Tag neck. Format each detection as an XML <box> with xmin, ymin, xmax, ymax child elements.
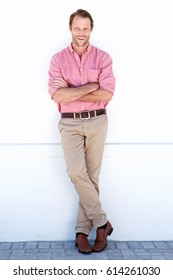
<box><xmin>72</xmin><ymin>43</ymin><xmax>89</xmax><ymax>58</ymax></box>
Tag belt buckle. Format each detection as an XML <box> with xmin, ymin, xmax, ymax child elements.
<box><xmin>79</xmin><ymin>111</ymin><xmax>90</xmax><ymax>120</ymax></box>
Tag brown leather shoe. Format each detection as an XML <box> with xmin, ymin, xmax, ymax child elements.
<box><xmin>92</xmin><ymin>221</ymin><xmax>113</xmax><ymax>252</ymax></box>
<box><xmin>75</xmin><ymin>234</ymin><xmax>92</xmax><ymax>254</ymax></box>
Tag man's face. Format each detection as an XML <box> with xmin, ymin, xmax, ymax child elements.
<box><xmin>70</xmin><ymin>16</ymin><xmax>92</xmax><ymax>49</ymax></box>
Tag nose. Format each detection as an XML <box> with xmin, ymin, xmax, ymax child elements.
<box><xmin>78</xmin><ymin>29</ymin><xmax>85</xmax><ymax>36</ymax></box>
<box><xmin>79</xmin><ymin>32</ymin><xmax>84</xmax><ymax>37</ymax></box>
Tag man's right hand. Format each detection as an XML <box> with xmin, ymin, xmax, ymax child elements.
<box><xmin>89</xmin><ymin>82</ymin><xmax>100</xmax><ymax>92</ymax></box>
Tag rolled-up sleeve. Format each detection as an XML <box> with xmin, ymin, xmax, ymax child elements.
<box><xmin>48</xmin><ymin>54</ymin><xmax>63</xmax><ymax>99</ymax></box>
<box><xmin>99</xmin><ymin>53</ymin><xmax>116</xmax><ymax>94</ymax></box>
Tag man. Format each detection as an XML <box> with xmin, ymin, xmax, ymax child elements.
<box><xmin>48</xmin><ymin>9</ymin><xmax>115</xmax><ymax>254</ymax></box>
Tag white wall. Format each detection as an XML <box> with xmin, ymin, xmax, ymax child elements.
<box><xmin>0</xmin><ymin>0</ymin><xmax>173</xmax><ymax>241</ymax></box>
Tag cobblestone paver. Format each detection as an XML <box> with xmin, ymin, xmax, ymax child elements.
<box><xmin>0</xmin><ymin>241</ymin><xmax>173</xmax><ymax>260</ymax></box>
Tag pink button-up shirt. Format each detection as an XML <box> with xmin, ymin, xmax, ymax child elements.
<box><xmin>48</xmin><ymin>44</ymin><xmax>115</xmax><ymax>113</ymax></box>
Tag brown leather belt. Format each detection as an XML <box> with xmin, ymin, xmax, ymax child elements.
<box><xmin>61</xmin><ymin>109</ymin><xmax>106</xmax><ymax>119</ymax></box>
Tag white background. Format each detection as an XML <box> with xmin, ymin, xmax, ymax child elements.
<box><xmin>0</xmin><ymin>0</ymin><xmax>173</xmax><ymax>242</ymax></box>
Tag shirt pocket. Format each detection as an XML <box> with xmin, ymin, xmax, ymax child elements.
<box><xmin>87</xmin><ymin>69</ymin><xmax>100</xmax><ymax>83</ymax></box>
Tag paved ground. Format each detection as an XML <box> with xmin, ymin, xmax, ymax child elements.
<box><xmin>0</xmin><ymin>240</ymin><xmax>173</xmax><ymax>260</ymax></box>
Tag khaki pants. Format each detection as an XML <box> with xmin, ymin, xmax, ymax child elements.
<box><xmin>58</xmin><ymin>114</ymin><xmax>108</xmax><ymax>235</ymax></box>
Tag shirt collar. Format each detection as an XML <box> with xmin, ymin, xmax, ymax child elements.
<box><xmin>68</xmin><ymin>43</ymin><xmax>92</xmax><ymax>55</ymax></box>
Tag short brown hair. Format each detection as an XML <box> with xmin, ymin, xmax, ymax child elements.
<box><xmin>69</xmin><ymin>9</ymin><xmax>94</xmax><ymax>29</ymax></box>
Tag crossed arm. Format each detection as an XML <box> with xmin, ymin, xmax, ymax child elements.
<box><xmin>51</xmin><ymin>78</ymin><xmax>112</xmax><ymax>104</ymax></box>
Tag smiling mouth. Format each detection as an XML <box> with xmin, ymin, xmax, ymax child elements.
<box><xmin>77</xmin><ymin>37</ymin><xmax>85</xmax><ymax>40</ymax></box>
